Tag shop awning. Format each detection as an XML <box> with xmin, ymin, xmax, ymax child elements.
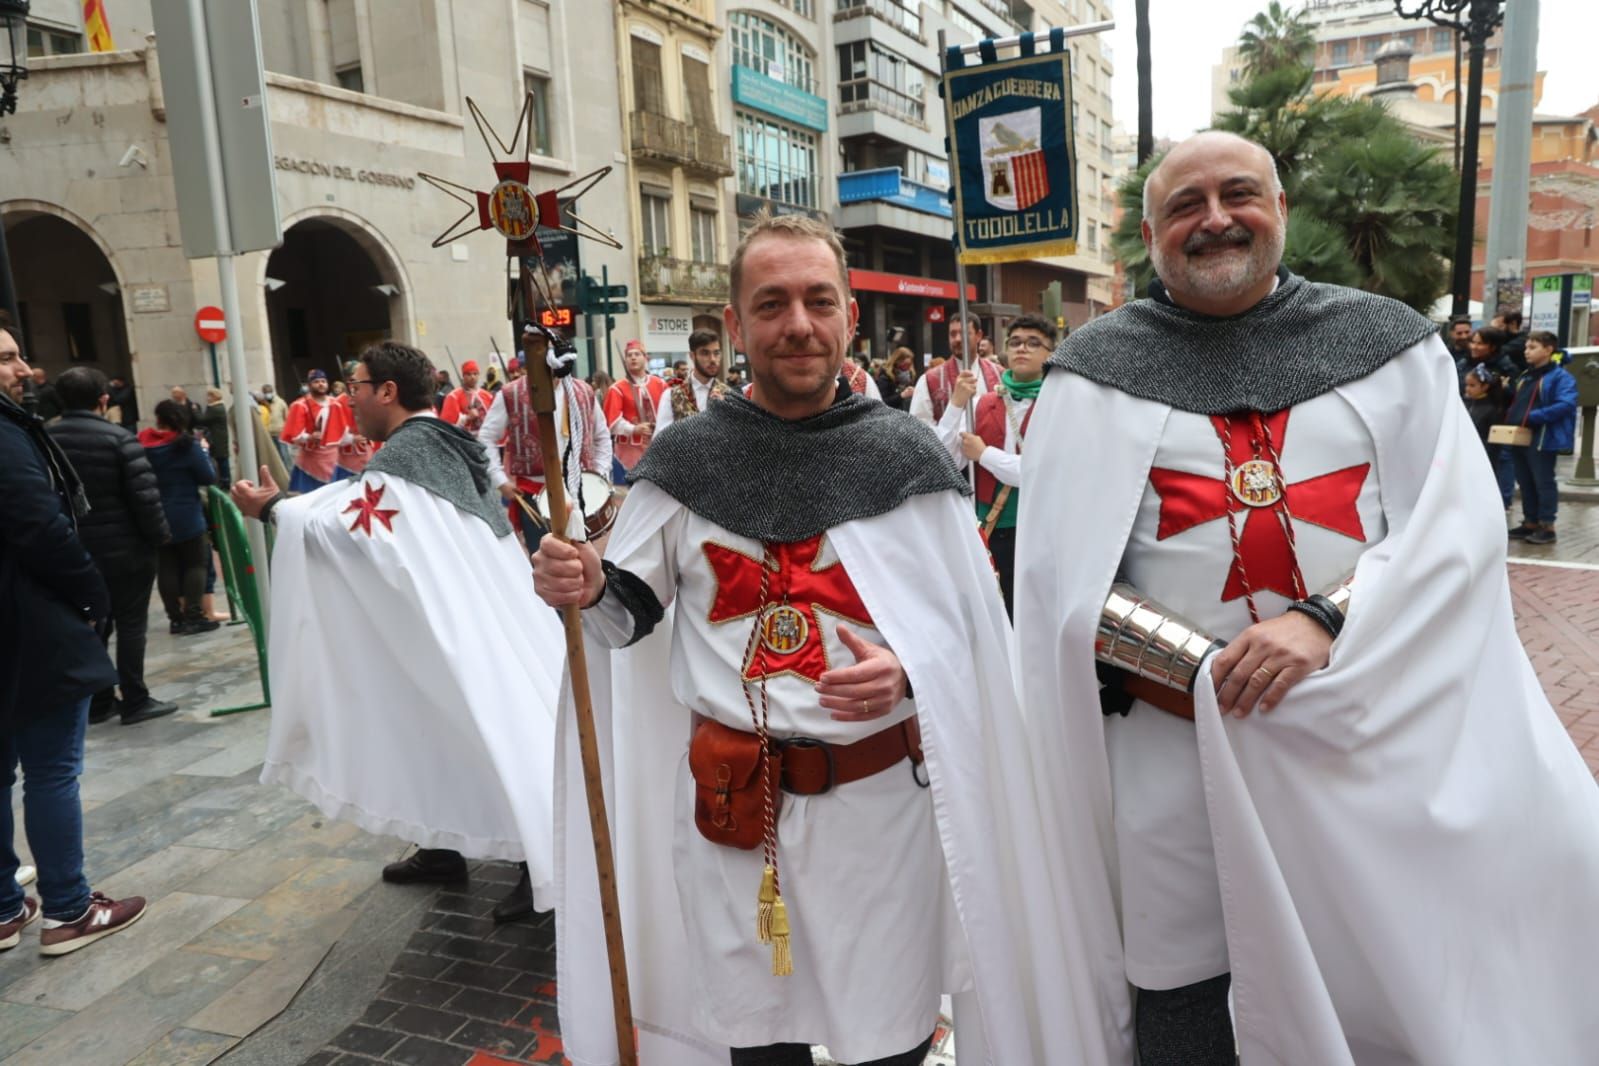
<box><xmin>848</xmin><ymin>268</ymin><xmax>977</xmax><ymax>301</ymax></box>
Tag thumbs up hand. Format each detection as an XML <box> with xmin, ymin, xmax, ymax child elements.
<box><xmin>816</xmin><ymin>624</ymin><xmax>910</xmax><ymax>722</ymax></box>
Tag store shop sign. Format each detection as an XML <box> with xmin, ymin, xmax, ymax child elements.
<box><xmin>732</xmin><ymin>65</ymin><xmax>828</xmax><ymax>132</ymax></box>
<box><xmin>848</xmin><ymin>268</ymin><xmax>976</xmax><ymax>302</ymax></box>
<box><xmin>274</xmin><ymin>155</ymin><xmax>417</xmax><ymax>190</ymax></box>
<box><xmin>643</xmin><ymin>305</ymin><xmax>694</xmax><ymax>353</ymax></box>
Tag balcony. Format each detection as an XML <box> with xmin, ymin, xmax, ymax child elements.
<box><xmin>629</xmin><ymin>109</ymin><xmax>734</xmax><ymax>177</ymax></box>
<box><xmin>638</xmin><ymin>255</ymin><xmax>730</xmax><ymax>304</ymax></box>
<box><xmin>834</xmin><ymin>0</ymin><xmax>922</xmax><ymax>40</ymax></box>
<box><xmin>838</xmin><ymin>78</ymin><xmax>925</xmax><ymax>126</ymax></box>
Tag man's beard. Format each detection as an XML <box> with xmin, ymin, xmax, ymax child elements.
<box><xmin>1150</xmin><ymin>221</ymin><xmax>1284</xmax><ymax>306</ymax></box>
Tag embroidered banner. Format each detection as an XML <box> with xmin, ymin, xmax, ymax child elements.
<box><xmin>943</xmin><ymin>37</ymin><xmax>1078</xmax><ymax>265</ymax></box>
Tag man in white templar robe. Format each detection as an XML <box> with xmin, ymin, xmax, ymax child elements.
<box><xmin>1016</xmin><ymin>132</ymin><xmax>1599</xmax><ymax>1065</ymax></box>
<box><xmin>232</xmin><ymin>341</ymin><xmax>564</xmax><ymax>912</ymax></box>
<box><xmin>535</xmin><ymin>214</ymin><xmax>1119</xmax><ymax>1066</ymax></box>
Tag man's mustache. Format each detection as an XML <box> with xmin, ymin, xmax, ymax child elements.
<box><xmin>1184</xmin><ymin>225</ymin><xmax>1253</xmax><ymax>255</ymax></box>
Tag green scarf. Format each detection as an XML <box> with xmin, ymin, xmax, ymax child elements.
<box><xmin>1002</xmin><ymin>370</ymin><xmax>1043</xmax><ymax>402</ymax></box>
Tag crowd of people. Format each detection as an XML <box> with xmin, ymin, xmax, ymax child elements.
<box><xmin>1448</xmin><ymin>308</ymin><xmax>1581</xmax><ymax>544</ymax></box>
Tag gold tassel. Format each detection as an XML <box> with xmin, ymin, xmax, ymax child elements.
<box><xmin>756</xmin><ymin>864</ymin><xmax>776</xmax><ymax>944</ymax></box>
<box><xmin>770</xmin><ymin>895</ymin><xmax>793</xmax><ymax>976</ymax></box>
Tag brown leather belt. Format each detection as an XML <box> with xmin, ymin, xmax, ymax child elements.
<box><xmin>1121</xmin><ymin>673</ymin><xmax>1198</xmax><ymax>720</ymax></box>
<box><xmin>691</xmin><ymin>713</ymin><xmax>925</xmax><ymax>795</ymax></box>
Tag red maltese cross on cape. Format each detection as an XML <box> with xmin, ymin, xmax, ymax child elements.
<box><xmin>345</xmin><ymin>482</ymin><xmax>400</xmax><ymax>537</ymax></box>
<box><xmin>1149</xmin><ymin>410</ymin><xmax>1370</xmax><ymax>603</ymax></box>
<box><xmin>704</xmin><ymin>535</ymin><xmax>874</xmax><ymax>686</ymax></box>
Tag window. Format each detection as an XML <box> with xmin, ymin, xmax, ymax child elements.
<box><xmin>683</xmin><ymin>56</ymin><xmax>718</xmax><ymax>131</ymax></box>
<box><xmin>837</xmin><ymin>41</ymin><xmax>924</xmax><ymax>122</ymax></box>
<box><xmin>691</xmin><ymin>207</ymin><xmax>718</xmax><ymax>264</ymax></box>
<box><xmin>736</xmin><ymin>110</ymin><xmax>819</xmax><ymax>209</ymax></box>
<box><xmin>335</xmin><ymin>64</ymin><xmax>364</xmax><ymax>92</ymax></box>
<box><xmin>1330</xmin><ymin>40</ymin><xmax>1349</xmax><ymax>65</ymax></box>
<box><xmin>25</xmin><ymin>24</ymin><xmax>83</xmax><ymax>57</ymax></box>
<box><xmin>835</xmin><ymin>0</ymin><xmax>920</xmax><ymax>37</ymax></box>
<box><xmin>1101</xmin><ymin>119</ymin><xmax>1113</xmax><ymax>148</ymax></box>
<box><xmin>775</xmin><ymin>0</ymin><xmax>814</xmax><ymax>16</ymax></box>
<box><xmin>729</xmin><ymin>11</ymin><xmax>815</xmax><ymax>94</ymax></box>
<box><xmin>947</xmin><ymin>6</ymin><xmax>984</xmax><ymax>43</ymax></box>
<box><xmin>1085</xmin><ymin>224</ymin><xmax>1098</xmax><ymax>251</ymax></box>
<box><xmin>523</xmin><ymin>72</ymin><xmax>553</xmax><ymax>154</ymax></box>
<box><xmin>1431</xmin><ymin>27</ymin><xmax>1454</xmax><ymax>54</ymax></box>
<box><xmin>641</xmin><ymin>191</ymin><xmax>672</xmax><ymax>256</ymax></box>
<box><xmin>1363</xmin><ymin>38</ymin><xmax>1381</xmax><ymax>61</ymax></box>
<box><xmin>632</xmin><ymin>37</ymin><xmax>666</xmax><ymax>113</ymax></box>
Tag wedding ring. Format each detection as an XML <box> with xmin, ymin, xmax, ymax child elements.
<box><xmin>1252</xmin><ymin>666</ymin><xmax>1276</xmax><ymax>682</ymax></box>
<box><xmin>861</xmin><ymin>699</ymin><xmax>871</xmax><ymax>716</ymax></box>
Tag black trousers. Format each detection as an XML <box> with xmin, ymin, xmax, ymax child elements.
<box><xmin>1135</xmin><ymin>974</ymin><xmax>1235</xmax><ymax>1066</ymax></box>
<box><xmin>730</xmin><ymin>1034</ymin><xmax>933</xmax><ymax>1066</ymax></box>
<box><xmin>988</xmin><ymin>526</ymin><xmax>1016</xmax><ymax>619</ymax></box>
<box><xmin>93</xmin><ymin>559</ymin><xmax>157</xmax><ymax>708</ymax></box>
<box><xmin>157</xmin><ymin>534</ymin><xmax>210</xmax><ymax>622</ymax></box>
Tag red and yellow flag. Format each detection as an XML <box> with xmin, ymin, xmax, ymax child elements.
<box><xmin>83</xmin><ymin>0</ymin><xmax>115</xmax><ymax>53</ymax></box>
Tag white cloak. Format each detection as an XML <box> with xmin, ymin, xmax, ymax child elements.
<box><xmin>1016</xmin><ymin>335</ymin><xmax>1599</xmax><ymax>1064</ymax></box>
<box><xmin>554</xmin><ymin>481</ymin><xmax>1127</xmax><ymax>1065</ymax></box>
<box><xmin>262</xmin><ymin>471</ymin><xmax>565</xmax><ymax>905</ymax></box>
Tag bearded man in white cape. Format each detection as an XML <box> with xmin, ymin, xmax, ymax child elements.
<box><xmin>533</xmin><ymin>212</ymin><xmax>1116</xmax><ymax>1065</ymax></box>
<box><xmin>231</xmin><ymin>340</ymin><xmax>564</xmax><ymax>917</ymax></box>
<box><xmin>1014</xmin><ymin>131</ymin><xmax>1599</xmax><ymax>1065</ymax></box>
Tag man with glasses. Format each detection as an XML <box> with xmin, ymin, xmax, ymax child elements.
<box><xmin>231</xmin><ymin>341</ymin><xmax>563</xmax><ymax>922</ymax></box>
<box><xmin>936</xmin><ymin>315</ymin><xmax>1055</xmax><ymax>615</ymax></box>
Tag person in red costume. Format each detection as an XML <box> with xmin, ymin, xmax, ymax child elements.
<box><xmin>439</xmin><ymin>360</ymin><xmax>494</xmax><ymax>435</ymax></box>
<box><xmin>601</xmin><ymin>340</ymin><xmax>667</xmax><ymax>475</ymax></box>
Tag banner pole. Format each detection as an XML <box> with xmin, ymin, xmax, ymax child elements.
<box><xmin>940</xmin><ymin>28</ymin><xmax>979</xmax><ymax>495</ymax></box>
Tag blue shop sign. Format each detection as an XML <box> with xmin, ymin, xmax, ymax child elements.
<box><xmin>732</xmin><ymin>65</ymin><xmax>828</xmax><ymax>132</ymax></box>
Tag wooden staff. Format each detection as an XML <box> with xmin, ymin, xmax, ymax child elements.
<box><xmin>519</xmin><ymin>289</ymin><xmax>637</xmax><ymax>1065</ymax></box>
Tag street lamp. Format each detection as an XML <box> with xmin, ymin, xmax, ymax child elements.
<box><xmin>1392</xmin><ymin>0</ymin><xmax>1504</xmax><ymax>319</ymax></box>
<box><xmin>0</xmin><ymin>0</ymin><xmax>29</xmax><ymax>118</ymax></box>
<box><xmin>0</xmin><ymin>0</ymin><xmax>27</xmax><ymax>328</ymax></box>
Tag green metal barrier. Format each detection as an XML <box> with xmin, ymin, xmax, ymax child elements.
<box><xmin>206</xmin><ymin>486</ymin><xmax>271</xmax><ymax>716</ymax></box>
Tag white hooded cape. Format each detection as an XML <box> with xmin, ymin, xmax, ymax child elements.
<box><xmin>553</xmin><ymin>481</ymin><xmax>1129</xmax><ymax>1065</ymax></box>
<box><xmin>262</xmin><ymin>472</ymin><xmax>564</xmax><ymax>906</ymax></box>
<box><xmin>1016</xmin><ymin>336</ymin><xmax>1599</xmax><ymax>1065</ymax></box>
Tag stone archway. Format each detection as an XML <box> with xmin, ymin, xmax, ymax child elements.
<box><xmin>260</xmin><ymin>208</ymin><xmax>412</xmax><ymax>393</ymax></box>
<box><xmin>0</xmin><ymin>202</ymin><xmax>133</xmax><ymax>385</ymax></box>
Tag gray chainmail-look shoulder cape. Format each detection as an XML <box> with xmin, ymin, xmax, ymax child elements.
<box><xmin>1047</xmin><ymin>271</ymin><xmax>1439</xmax><ymax>415</ymax></box>
<box><xmin>365</xmin><ymin>415</ymin><xmax>512</xmax><ymax>537</ymax></box>
<box><xmin>628</xmin><ymin>386</ymin><xmax>969</xmax><ymax>544</ymax></box>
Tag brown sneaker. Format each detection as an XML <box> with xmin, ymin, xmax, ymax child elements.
<box><xmin>1</xmin><ymin>897</ymin><xmax>40</xmax><ymax>951</ymax></box>
<box><xmin>38</xmin><ymin>893</ymin><xmax>146</xmax><ymax>956</ymax></box>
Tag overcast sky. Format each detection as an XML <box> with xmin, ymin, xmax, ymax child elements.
<box><xmin>1107</xmin><ymin>0</ymin><xmax>1596</xmax><ymax>141</ymax></box>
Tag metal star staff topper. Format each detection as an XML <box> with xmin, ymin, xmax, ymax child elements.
<box><xmin>418</xmin><ymin>92</ymin><xmax>638</xmax><ymax>1066</ymax></box>
<box><xmin>418</xmin><ymin>94</ymin><xmax>621</xmax><ymax>319</ymax></box>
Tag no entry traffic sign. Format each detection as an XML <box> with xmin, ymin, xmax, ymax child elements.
<box><xmin>195</xmin><ymin>306</ymin><xmax>227</xmax><ymax>344</ymax></box>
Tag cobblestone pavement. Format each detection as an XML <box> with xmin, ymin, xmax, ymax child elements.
<box><xmin>6</xmin><ymin>503</ymin><xmax>1599</xmax><ymax>1065</ymax></box>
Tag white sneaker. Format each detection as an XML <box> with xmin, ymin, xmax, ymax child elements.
<box><xmin>15</xmin><ymin>865</ymin><xmax>35</xmax><ymax>887</ymax></box>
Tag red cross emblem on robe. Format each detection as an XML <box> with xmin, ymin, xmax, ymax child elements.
<box><xmin>344</xmin><ymin>482</ymin><xmax>400</xmax><ymax>537</ymax></box>
<box><xmin>1149</xmin><ymin>410</ymin><xmax>1370</xmax><ymax>603</ymax></box>
<box><xmin>704</xmin><ymin>534</ymin><xmax>873</xmax><ymax>686</ymax></box>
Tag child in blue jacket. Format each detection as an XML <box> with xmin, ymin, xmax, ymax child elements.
<box><xmin>1506</xmin><ymin>330</ymin><xmax>1579</xmax><ymax>545</ymax></box>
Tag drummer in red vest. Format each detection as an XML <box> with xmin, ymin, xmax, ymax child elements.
<box><xmin>440</xmin><ymin>360</ymin><xmax>495</xmax><ymax>435</ymax></box>
<box><xmin>602</xmin><ymin>339</ymin><xmax>668</xmax><ymax>475</ymax></box>
<box><xmin>479</xmin><ymin>327</ymin><xmax>613</xmax><ymax>535</ymax></box>
<box><xmin>909</xmin><ymin>313</ymin><xmax>1002</xmax><ymax>425</ymax></box>
<box><xmin>939</xmin><ymin>314</ymin><xmax>1055</xmax><ymax>617</ymax></box>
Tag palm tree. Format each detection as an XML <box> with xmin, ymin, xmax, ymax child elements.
<box><xmin>1236</xmin><ymin>1</ymin><xmax>1315</xmax><ymax>80</ymax></box>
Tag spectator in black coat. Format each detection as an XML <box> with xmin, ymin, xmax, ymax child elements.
<box><xmin>197</xmin><ymin>388</ymin><xmax>232</xmax><ymax>487</ymax></box>
<box><xmin>141</xmin><ymin>400</ymin><xmax>220</xmax><ymax>635</ymax></box>
<box><xmin>48</xmin><ymin>367</ymin><xmax>178</xmax><ymax>727</ymax></box>
<box><xmin>1498</xmin><ymin>310</ymin><xmax>1529</xmax><ymax>371</ymax></box>
<box><xmin>0</xmin><ymin>317</ymin><xmax>149</xmax><ymax>952</ymax></box>
<box><xmin>106</xmin><ymin>376</ymin><xmax>138</xmax><ymax>429</ymax></box>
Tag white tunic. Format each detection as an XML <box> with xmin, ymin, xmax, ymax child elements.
<box><xmin>584</xmin><ymin>505</ymin><xmax>962</xmax><ymax>1059</ymax></box>
<box><xmin>1112</xmin><ymin>392</ymin><xmax>1386</xmax><ymax>989</ymax></box>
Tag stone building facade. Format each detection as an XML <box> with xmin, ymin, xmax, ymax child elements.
<box><xmin>2</xmin><ymin>0</ymin><xmax>633</xmax><ymax>420</ymax></box>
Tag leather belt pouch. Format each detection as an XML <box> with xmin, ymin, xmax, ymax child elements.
<box><xmin>689</xmin><ymin>716</ymin><xmax>779</xmax><ymax>851</ymax></box>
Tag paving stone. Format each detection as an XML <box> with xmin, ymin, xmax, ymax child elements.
<box><xmin>180</xmin><ymin>811</ymin><xmax>376</xmax><ymax>897</ymax></box>
<box><xmin>301</xmin><ymin>1052</ymin><xmax>344</xmax><ymax>1066</ymax></box>
<box><xmin>431</xmin><ymin>892</ymin><xmax>499</xmax><ymax>918</ymax></box>
<box><xmin>391</xmin><ymin>951</ymin><xmax>456</xmax><ymax>979</ymax></box>
<box><xmin>173</xmin><ymin>727</ymin><xmax>270</xmax><ymax>777</ymax></box>
<box><xmin>451</xmin><ymin>1017</ymin><xmax>537</xmax><ymax>1060</ymax></box>
<box><xmin>185</xmin><ymin>858</ymin><xmax>384</xmax><ymax>961</ymax></box>
<box><xmin>385</xmin><ymin>1034</ymin><xmax>476</xmax><ymax>1066</ymax></box>
<box><xmin>124</xmin><ymin>1026</ymin><xmax>240</xmax><ymax>1065</ymax></box>
<box><xmin>92</xmin><ymin>842</ymin><xmax>232</xmax><ymax>903</ymax></box>
<box><xmin>428</xmin><ymin>913</ymin><xmax>496</xmax><ymax>938</ymax></box>
<box><xmin>437</xmin><ymin>935</ymin><xmax>510</xmax><ymax>964</ymax></box>
<box><xmin>1</xmin><ymin>890</ymin><xmax>249</xmax><ymax>1012</ymax></box>
<box><xmin>331</xmin><ymin>1024</ymin><xmax>405</xmax><ymax>1057</ymax></box>
<box><xmin>362</xmin><ymin>999</ymin><xmax>404</xmax><ymax>1027</ymax></box>
<box><xmin>183</xmin><ymin>910</ymin><xmax>355</xmax><ymax>1036</ymax></box>
<box><xmin>2</xmin><ymin>946</ymin><xmax>258</xmax><ymax>1066</ymax></box>
<box><xmin>444</xmin><ymin>987</ymin><xmax>528</xmax><ymax>1025</ymax></box>
<box><xmin>386</xmin><ymin>1002</ymin><xmax>468</xmax><ymax>1040</ymax></box>
<box><xmin>382</xmin><ymin>976</ymin><xmax>460</xmax><ymax>1007</ymax></box>
<box><xmin>438</xmin><ymin>960</ymin><xmax>521</xmax><ymax>993</ymax></box>
<box><xmin>0</xmin><ymin>1001</ymin><xmax>72</xmax><ymax>1059</ymax></box>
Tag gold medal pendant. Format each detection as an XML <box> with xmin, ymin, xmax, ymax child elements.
<box><xmin>758</xmin><ymin>603</ymin><xmax>809</xmax><ymax>657</ymax></box>
<box><xmin>1230</xmin><ymin>458</ymin><xmax>1283</xmax><ymax>508</ymax></box>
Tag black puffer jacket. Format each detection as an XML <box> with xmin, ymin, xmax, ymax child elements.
<box><xmin>48</xmin><ymin>410</ymin><xmax>171</xmax><ymax>569</ymax></box>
